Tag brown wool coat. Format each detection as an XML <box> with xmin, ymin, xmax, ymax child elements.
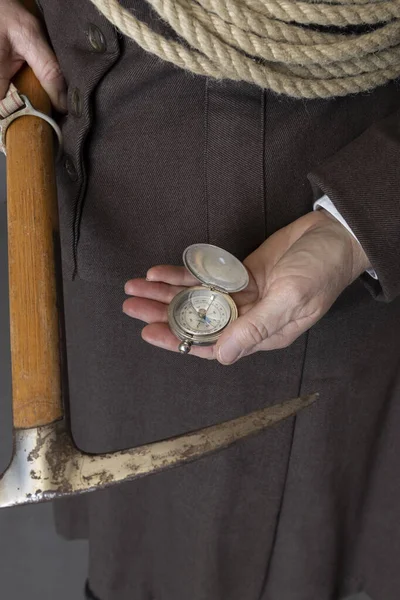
<box><xmin>36</xmin><ymin>1</ymin><xmax>400</xmax><ymax>599</ymax></box>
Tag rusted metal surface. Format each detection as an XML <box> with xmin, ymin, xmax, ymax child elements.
<box><xmin>0</xmin><ymin>393</ymin><xmax>317</xmax><ymax>507</ymax></box>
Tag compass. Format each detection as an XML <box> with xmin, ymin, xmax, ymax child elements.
<box><xmin>168</xmin><ymin>244</ymin><xmax>249</xmax><ymax>354</ymax></box>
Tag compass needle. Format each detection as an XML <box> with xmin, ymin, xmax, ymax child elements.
<box><xmin>205</xmin><ymin>294</ymin><xmax>216</xmax><ymax>315</ymax></box>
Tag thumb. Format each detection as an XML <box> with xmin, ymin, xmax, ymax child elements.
<box><xmin>10</xmin><ymin>18</ymin><xmax>67</xmax><ymax>112</ymax></box>
<box><xmin>216</xmin><ymin>299</ymin><xmax>284</xmax><ymax>365</ymax></box>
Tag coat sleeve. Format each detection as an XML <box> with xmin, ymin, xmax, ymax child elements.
<box><xmin>307</xmin><ymin>107</ymin><xmax>400</xmax><ymax>302</ymax></box>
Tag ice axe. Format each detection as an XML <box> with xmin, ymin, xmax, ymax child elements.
<box><xmin>0</xmin><ymin>2</ymin><xmax>318</xmax><ymax>509</ymax></box>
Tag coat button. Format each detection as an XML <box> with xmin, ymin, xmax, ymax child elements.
<box><xmin>87</xmin><ymin>23</ymin><xmax>107</xmax><ymax>52</ymax></box>
<box><xmin>70</xmin><ymin>88</ymin><xmax>82</xmax><ymax>117</ymax></box>
<box><xmin>64</xmin><ymin>156</ymin><xmax>78</xmax><ymax>181</ymax></box>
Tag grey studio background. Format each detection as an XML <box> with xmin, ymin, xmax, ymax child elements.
<box><xmin>0</xmin><ymin>155</ymin><xmax>372</xmax><ymax>600</ymax></box>
<box><xmin>0</xmin><ymin>154</ymin><xmax>87</xmax><ymax>599</ymax></box>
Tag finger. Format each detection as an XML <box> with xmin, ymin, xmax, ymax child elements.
<box><xmin>248</xmin><ymin>318</ymin><xmax>313</xmax><ymax>353</ymax></box>
<box><xmin>215</xmin><ymin>287</ymin><xmax>301</xmax><ymax>365</ymax></box>
<box><xmin>141</xmin><ymin>323</ymin><xmax>215</xmax><ymax>359</ymax></box>
<box><xmin>124</xmin><ymin>278</ymin><xmax>186</xmax><ymax>304</ymax></box>
<box><xmin>123</xmin><ymin>297</ymin><xmax>168</xmax><ymax>324</ymax></box>
<box><xmin>9</xmin><ymin>16</ymin><xmax>67</xmax><ymax>112</ymax></box>
<box><xmin>146</xmin><ymin>265</ymin><xmax>198</xmax><ymax>287</ymax></box>
<box><xmin>0</xmin><ymin>74</ymin><xmax>13</xmax><ymax>103</ymax></box>
<box><xmin>0</xmin><ymin>38</ymin><xmax>24</xmax><ymax>99</ymax></box>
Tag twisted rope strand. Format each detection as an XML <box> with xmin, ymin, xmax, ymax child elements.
<box><xmin>299</xmin><ymin>0</ymin><xmax>389</xmax><ymax>5</ymax></box>
<box><xmin>194</xmin><ymin>0</ymin><xmax>343</xmax><ymax>43</ymax></box>
<box><xmin>184</xmin><ymin>0</ymin><xmax>400</xmax><ymax>64</ymax></box>
<box><xmin>89</xmin><ymin>0</ymin><xmax>400</xmax><ymax>98</ymax></box>
<box><xmin>241</xmin><ymin>0</ymin><xmax>400</xmax><ymax>26</ymax></box>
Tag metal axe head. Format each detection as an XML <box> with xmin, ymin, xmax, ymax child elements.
<box><xmin>0</xmin><ymin>393</ymin><xmax>317</xmax><ymax>508</ymax></box>
<box><xmin>1</xmin><ymin>44</ymin><xmax>319</xmax><ymax>509</ymax></box>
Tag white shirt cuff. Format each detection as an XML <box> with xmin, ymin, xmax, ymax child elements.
<box><xmin>313</xmin><ymin>195</ymin><xmax>378</xmax><ymax>280</ymax></box>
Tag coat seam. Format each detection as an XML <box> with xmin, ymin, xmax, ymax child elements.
<box><xmin>72</xmin><ymin>39</ymin><xmax>121</xmax><ymax>279</ymax></box>
<box><xmin>258</xmin><ymin>331</ymin><xmax>310</xmax><ymax>599</ymax></box>
<box><xmin>261</xmin><ymin>88</ymin><xmax>267</xmax><ymax>240</ymax></box>
<box><xmin>203</xmin><ymin>77</ymin><xmax>210</xmax><ymax>245</ymax></box>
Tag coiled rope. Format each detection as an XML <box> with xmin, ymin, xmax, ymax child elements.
<box><xmin>89</xmin><ymin>0</ymin><xmax>400</xmax><ymax>98</ymax></box>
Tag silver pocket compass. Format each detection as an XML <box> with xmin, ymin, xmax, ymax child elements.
<box><xmin>168</xmin><ymin>244</ymin><xmax>249</xmax><ymax>354</ymax></box>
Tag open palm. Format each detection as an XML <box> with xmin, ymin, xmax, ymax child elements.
<box><xmin>123</xmin><ymin>210</ymin><xmax>370</xmax><ymax>364</ymax></box>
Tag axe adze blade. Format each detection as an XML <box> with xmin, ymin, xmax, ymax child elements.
<box><xmin>2</xmin><ymin>14</ymin><xmax>319</xmax><ymax>510</ymax></box>
<box><xmin>0</xmin><ymin>393</ymin><xmax>317</xmax><ymax>508</ymax></box>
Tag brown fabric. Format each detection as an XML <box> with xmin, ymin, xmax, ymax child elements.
<box><xmin>36</xmin><ymin>1</ymin><xmax>400</xmax><ymax>599</ymax></box>
<box><xmin>308</xmin><ymin>108</ymin><xmax>400</xmax><ymax>301</ymax></box>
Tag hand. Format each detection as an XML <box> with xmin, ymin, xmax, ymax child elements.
<box><xmin>0</xmin><ymin>0</ymin><xmax>67</xmax><ymax>111</ymax></box>
<box><xmin>123</xmin><ymin>210</ymin><xmax>371</xmax><ymax>364</ymax></box>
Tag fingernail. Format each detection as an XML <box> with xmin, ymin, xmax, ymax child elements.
<box><xmin>58</xmin><ymin>90</ymin><xmax>68</xmax><ymax>113</ymax></box>
<box><xmin>217</xmin><ymin>337</ymin><xmax>242</xmax><ymax>365</ymax></box>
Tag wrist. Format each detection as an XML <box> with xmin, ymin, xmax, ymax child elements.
<box><xmin>349</xmin><ymin>234</ymin><xmax>372</xmax><ymax>280</ymax></box>
<box><xmin>319</xmin><ymin>208</ymin><xmax>371</xmax><ymax>280</ymax></box>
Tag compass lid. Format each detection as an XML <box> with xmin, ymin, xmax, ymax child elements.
<box><xmin>183</xmin><ymin>244</ymin><xmax>249</xmax><ymax>293</ymax></box>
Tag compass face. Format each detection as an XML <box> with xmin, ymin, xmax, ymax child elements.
<box><xmin>171</xmin><ymin>288</ymin><xmax>232</xmax><ymax>337</ymax></box>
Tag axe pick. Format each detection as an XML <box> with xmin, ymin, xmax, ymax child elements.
<box><xmin>0</xmin><ymin>7</ymin><xmax>318</xmax><ymax>509</ymax></box>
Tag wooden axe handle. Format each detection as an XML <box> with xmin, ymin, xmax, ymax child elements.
<box><xmin>7</xmin><ymin>0</ymin><xmax>63</xmax><ymax>428</ymax></box>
